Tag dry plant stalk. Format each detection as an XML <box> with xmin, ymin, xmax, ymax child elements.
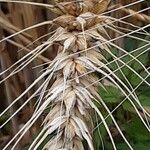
<box><xmin>113</xmin><ymin>4</ymin><xmax>150</xmax><ymax>23</ymax></box>
<box><xmin>0</xmin><ymin>0</ymin><xmax>150</xmax><ymax>150</ymax></box>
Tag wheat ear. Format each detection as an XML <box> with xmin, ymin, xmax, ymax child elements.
<box><xmin>27</xmin><ymin>0</ymin><xmax>129</xmax><ymax>149</ymax></box>
<box><xmin>1</xmin><ymin>0</ymin><xmax>150</xmax><ymax>150</ymax></box>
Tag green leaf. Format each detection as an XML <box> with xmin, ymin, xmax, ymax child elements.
<box><xmin>99</xmin><ymin>86</ymin><xmax>122</xmax><ymax>103</ymax></box>
<box><xmin>125</xmin><ymin>118</ymin><xmax>150</xmax><ymax>142</ymax></box>
<box><xmin>117</xmin><ymin>142</ymin><xmax>150</xmax><ymax>150</ymax></box>
<box><xmin>132</xmin><ymin>36</ymin><xmax>150</xmax><ymax>71</ymax></box>
<box><xmin>122</xmin><ymin>101</ymin><xmax>134</xmax><ymax>112</ymax></box>
<box><xmin>139</xmin><ymin>95</ymin><xmax>150</xmax><ymax>106</ymax></box>
<box><xmin>138</xmin><ymin>86</ymin><xmax>150</xmax><ymax>97</ymax></box>
<box><xmin>124</xmin><ymin>36</ymin><xmax>138</xmax><ymax>52</ymax></box>
<box><xmin>117</xmin><ymin>143</ymin><xmax>129</xmax><ymax>150</ymax></box>
<box><xmin>130</xmin><ymin>73</ymin><xmax>142</xmax><ymax>87</ymax></box>
<box><xmin>132</xmin><ymin>143</ymin><xmax>150</xmax><ymax>150</ymax></box>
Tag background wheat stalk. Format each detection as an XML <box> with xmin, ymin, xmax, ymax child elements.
<box><xmin>0</xmin><ymin>0</ymin><xmax>150</xmax><ymax>150</ymax></box>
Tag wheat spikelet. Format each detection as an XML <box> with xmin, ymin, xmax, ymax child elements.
<box><xmin>0</xmin><ymin>0</ymin><xmax>150</xmax><ymax>150</ymax></box>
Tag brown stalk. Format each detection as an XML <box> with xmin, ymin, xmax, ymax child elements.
<box><xmin>0</xmin><ymin>30</ymin><xmax>20</xmax><ymax>149</ymax></box>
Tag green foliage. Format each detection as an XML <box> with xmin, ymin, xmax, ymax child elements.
<box><xmin>98</xmin><ymin>86</ymin><xmax>123</xmax><ymax>103</ymax></box>
<box><xmin>96</xmin><ymin>35</ymin><xmax>150</xmax><ymax>149</ymax></box>
<box><xmin>109</xmin><ymin>35</ymin><xmax>150</xmax><ymax>87</ymax></box>
<box><xmin>125</xmin><ymin>118</ymin><xmax>150</xmax><ymax>142</ymax></box>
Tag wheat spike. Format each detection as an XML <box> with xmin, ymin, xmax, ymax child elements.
<box><xmin>0</xmin><ymin>0</ymin><xmax>150</xmax><ymax>150</ymax></box>
<box><xmin>29</xmin><ymin>1</ymin><xmax>114</xmax><ymax>149</ymax></box>
<box><xmin>27</xmin><ymin>0</ymin><xmax>127</xmax><ymax>149</ymax></box>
